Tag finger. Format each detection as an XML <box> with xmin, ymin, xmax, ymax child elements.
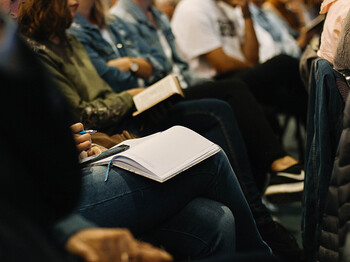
<box><xmin>76</xmin><ymin>140</ymin><xmax>92</xmax><ymax>152</ymax></box>
<box><xmin>66</xmin><ymin>239</ymin><xmax>99</xmax><ymax>262</ymax></box>
<box><xmin>70</xmin><ymin>122</ymin><xmax>84</xmax><ymax>133</ymax></box>
<box><xmin>122</xmin><ymin>130</ymin><xmax>135</xmax><ymax>140</ymax></box>
<box><xmin>132</xmin><ymin>242</ymin><xmax>173</xmax><ymax>262</ymax></box>
<box><xmin>74</xmin><ymin>133</ymin><xmax>92</xmax><ymax>144</ymax></box>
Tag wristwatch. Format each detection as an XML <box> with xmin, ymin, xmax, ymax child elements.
<box><xmin>130</xmin><ymin>60</ymin><xmax>139</xmax><ymax>73</ymax></box>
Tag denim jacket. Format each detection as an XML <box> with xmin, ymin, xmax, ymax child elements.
<box><xmin>111</xmin><ymin>0</ymin><xmax>208</xmax><ymax>86</ymax></box>
<box><xmin>68</xmin><ymin>13</ymin><xmax>167</xmax><ymax>93</ymax></box>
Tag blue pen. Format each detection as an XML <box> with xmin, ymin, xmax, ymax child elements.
<box><xmin>77</xmin><ymin>130</ymin><xmax>97</xmax><ymax>135</ymax></box>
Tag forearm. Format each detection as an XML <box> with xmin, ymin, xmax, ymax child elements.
<box><xmin>131</xmin><ymin>57</ymin><xmax>154</xmax><ymax>78</ymax></box>
<box><xmin>205</xmin><ymin>47</ymin><xmax>251</xmax><ymax>74</ymax></box>
<box><xmin>107</xmin><ymin>57</ymin><xmax>153</xmax><ymax>79</ymax></box>
<box><xmin>241</xmin><ymin>8</ymin><xmax>259</xmax><ymax>64</ymax></box>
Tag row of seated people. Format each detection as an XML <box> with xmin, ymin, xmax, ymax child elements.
<box><xmin>0</xmin><ymin>0</ymin><xmax>311</xmax><ymax>261</ymax></box>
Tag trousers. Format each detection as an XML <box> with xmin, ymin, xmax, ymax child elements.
<box><xmin>77</xmin><ymin>151</ymin><xmax>270</xmax><ymax>259</ymax></box>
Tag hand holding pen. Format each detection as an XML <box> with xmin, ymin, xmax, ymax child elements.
<box><xmin>70</xmin><ymin>123</ymin><xmax>94</xmax><ymax>153</ymax></box>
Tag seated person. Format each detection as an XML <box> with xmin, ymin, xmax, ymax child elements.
<box><xmin>153</xmin><ymin>0</ymin><xmax>180</xmax><ymax>20</ymax></box>
<box><xmin>0</xmin><ymin>12</ymin><xmax>172</xmax><ymax>262</ymax></box>
<box><xmin>170</xmin><ymin>0</ymin><xmax>308</xmax><ymax>126</ymax></box>
<box><xmin>317</xmin><ymin>0</ymin><xmax>350</xmax><ymax>65</ymax></box>
<box><xmin>93</xmin><ymin>0</ymin><xmax>304</xmax><ymax>259</ymax></box>
<box><xmin>1</xmin><ymin>5</ymin><xmax>272</xmax><ymax>260</ymax></box>
<box><xmin>264</xmin><ymin>0</ymin><xmax>310</xmax><ymax>36</ymax></box>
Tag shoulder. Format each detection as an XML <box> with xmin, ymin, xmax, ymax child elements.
<box><xmin>22</xmin><ymin>36</ymin><xmax>47</xmax><ymax>54</ymax></box>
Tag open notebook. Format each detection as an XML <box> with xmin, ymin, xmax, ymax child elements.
<box><xmin>91</xmin><ymin>126</ymin><xmax>221</xmax><ymax>182</ymax></box>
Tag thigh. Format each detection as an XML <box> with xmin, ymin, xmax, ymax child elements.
<box><xmin>145</xmin><ymin>198</ymin><xmax>235</xmax><ymax>260</ymax></box>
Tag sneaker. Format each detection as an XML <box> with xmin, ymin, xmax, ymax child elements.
<box><xmin>273</xmin><ymin>164</ymin><xmax>305</xmax><ymax>181</ymax></box>
<box><xmin>265</xmin><ymin>165</ymin><xmax>304</xmax><ymax>196</ymax></box>
<box><xmin>257</xmin><ymin>221</ymin><xmax>306</xmax><ymax>261</ymax></box>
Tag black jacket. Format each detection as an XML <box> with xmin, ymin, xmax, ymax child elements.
<box><xmin>318</xmin><ymin>92</ymin><xmax>350</xmax><ymax>262</ymax></box>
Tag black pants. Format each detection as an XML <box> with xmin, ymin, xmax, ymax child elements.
<box><xmin>185</xmin><ymin>54</ymin><xmax>307</xmax><ymax>175</ymax></box>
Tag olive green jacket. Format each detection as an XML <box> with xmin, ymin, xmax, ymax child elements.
<box><xmin>26</xmin><ymin>35</ymin><xmax>134</xmax><ymax>130</ymax></box>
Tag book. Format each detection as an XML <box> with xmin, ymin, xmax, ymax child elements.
<box><xmin>132</xmin><ymin>75</ymin><xmax>184</xmax><ymax>116</ymax></box>
<box><xmin>91</xmin><ymin>126</ymin><xmax>221</xmax><ymax>182</ymax></box>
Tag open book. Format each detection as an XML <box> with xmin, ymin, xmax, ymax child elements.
<box><xmin>132</xmin><ymin>75</ymin><xmax>184</xmax><ymax>116</ymax></box>
<box><xmin>91</xmin><ymin>126</ymin><xmax>221</xmax><ymax>182</ymax></box>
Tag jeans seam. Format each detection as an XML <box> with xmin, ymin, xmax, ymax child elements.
<box><xmin>157</xmin><ymin>228</ymin><xmax>211</xmax><ymax>246</ymax></box>
<box><xmin>78</xmin><ymin>185</ymin><xmax>154</xmax><ymax>210</ymax></box>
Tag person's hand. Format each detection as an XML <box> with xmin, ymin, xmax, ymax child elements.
<box><xmin>70</xmin><ymin>123</ymin><xmax>92</xmax><ymax>153</ymax></box>
<box><xmin>88</xmin><ymin>145</ymin><xmax>107</xmax><ymax>156</ymax></box>
<box><xmin>66</xmin><ymin>228</ymin><xmax>173</xmax><ymax>262</ymax></box>
<box><xmin>127</xmin><ymin>88</ymin><xmax>145</xmax><ymax>96</ymax></box>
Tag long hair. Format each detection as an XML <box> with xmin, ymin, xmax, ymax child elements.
<box><xmin>91</xmin><ymin>0</ymin><xmax>111</xmax><ymax>28</ymax></box>
<box><xmin>17</xmin><ymin>0</ymin><xmax>72</xmax><ymax>42</ymax></box>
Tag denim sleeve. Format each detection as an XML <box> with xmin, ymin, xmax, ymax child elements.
<box><xmin>122</xmin><ymin>21</ymin><xmax>167</xmax><ymax>84</ymax></box>
<box><xmin>52</xmin><ymin>214</ymin><xmax>97</xmax><ymax>246</ymax></box>
<box><xmin>79</xmin><ymin>40</ymin><xmax>139</xmax><ymax>93</ymax></box>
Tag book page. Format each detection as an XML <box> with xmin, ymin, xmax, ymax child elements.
<box><xmin>133</xmin><ymin>75</ymin><xmax>183</xmax><ymax>114</ymax></box>
<box><xmin>113</xmin><ymin>126</ymin><xmax>220</xmax><ymax>180</ymax></box>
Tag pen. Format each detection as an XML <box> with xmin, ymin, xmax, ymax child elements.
<box><xmin>77</xmin><ymin>130</ymin><xmax>97</xmax><ymax>135</ymax></box>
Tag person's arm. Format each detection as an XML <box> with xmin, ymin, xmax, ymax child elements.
<box><xmin>238</xmin><ymin>0</ymin><xmax>259</xmax><ymax>64</ymax></box>
<box><xmin>37</xmin><ymin>52</ymin><xmax>134</xmax><ymax>129</ymax></box>
<box><xmin>118</xmin><ymin>19</ymin><xmax>168</xmax><ymax>83</ymax></box>
<box><xmin>107</xmin><ymin>56</ymin><xmax>153</xmax><ymax>78</ymax></box>
<box><xmin>204</xmin><ymin>47</ymin><xmax>252</xmax><ymax>73</ymax></box>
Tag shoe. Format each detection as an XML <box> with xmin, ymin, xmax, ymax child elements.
<box><xmin>273</xmin><ymin>164</ymin><xmax>305</xmax><ymax>181</ymax></box>
<box><xmin>265</xmin><ymin>164</ymin><xmax>304</xmax><ymax>196</ymax></box>
<box><xmin>257</xmin><ymin>221</ymin><xmax>306</xmax><ymax>261</ymax></box>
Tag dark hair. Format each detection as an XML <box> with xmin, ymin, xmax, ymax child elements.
<box><xmin>17</xmin><ymin>0</ymin><xmax>72</xmax><ymax>42</ymax></box>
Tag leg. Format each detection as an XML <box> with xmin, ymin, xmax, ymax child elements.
<box><xmin>184</xmin><ymin>79</ymin><xmax>286</xmax><ymax>174</ymax></box>
<box><xmin>77</xmin><ymin>151</ymin><xmax>269</xmax><ymax>254</ymax></box>
<box><xmin>143</xmin><ymin>198</ymin><xmax>236</xmax><ymax>260</ymax></box>
<box><xmin>232</xmin><ymin>54</ymin><xmax>308</xmax><ymax>120</ymax></box>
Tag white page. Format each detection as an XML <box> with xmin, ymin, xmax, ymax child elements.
<box><xmin>113</xmin><ymin>126</ymin><xmax>219</xmax><ymax>177</ymax></box>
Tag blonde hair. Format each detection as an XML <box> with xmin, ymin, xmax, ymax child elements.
<box><xmin>91</xmin><ymin>0</ymin><xmax>113</xmax><ymax>28</ymax></box>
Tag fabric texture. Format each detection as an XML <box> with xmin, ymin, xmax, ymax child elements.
<box><xmin>111</xmin><ymin>0</ymin><xmax>208</xmax><ymax>86</ymax></box>
<box><xmin>302</xmin><ymin>58</ymin><xmax>345</xmax><ymax>261</ymax></box>
<box><xmin>317</xmin><ymin>0</ymin><xmax>350</xmax><ymax>64</ymax></box>
<box><xmin>25</xmin><ymin>35</ymin><xmax>134</xmax><ymax>131</ymax></box>
<box><xmin>318</xmin><ymin>85</ymin><xmax>350</xmax><ymax>262</ymax></box>
<box><xmin>171</xmin><ymin>0</ymin><xmax>246</xmax><ymax>78</ymax></box>
<box><xmin>68</xmin><ymin>13</ymin><xmax>167</xmax><ymax>92</ymax></box>
<box><xmin>333</xmin><ymin>10</ymin><xmax>350</xmax><ymax>71</ymax></box>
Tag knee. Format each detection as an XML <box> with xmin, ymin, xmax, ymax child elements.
<box><xmin>186</xmin><ymin>198</ymin><xmax>236</xmax><ymax>257</ymax></box>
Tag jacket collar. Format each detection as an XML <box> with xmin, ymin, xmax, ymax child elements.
<box><xmin>117</xmin><ymin>0</ymin><xmax>155</xmax><ymax>27</ymax></box>
<box><xmin>72</xmin><ymin>12</ymin><xmax>96</xmax><ymax>30</ymax></box>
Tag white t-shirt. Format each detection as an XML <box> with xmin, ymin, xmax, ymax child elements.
<box><xmin>171</xmin><ymin>0</ymin><xmax>246</xmax><ymax>78</ymax></box>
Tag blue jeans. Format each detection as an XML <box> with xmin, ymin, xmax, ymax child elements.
<box><xmin>117</xmin><ymin>98</ymin><xmax>273</xmax><ymax>226</ymax></box>
<box><xmin>303</xmin><ymin>58</ymin><xmax>345</xmax><ymax>259</ymax></box>
<box><xmin>77</xmin><ymin>151</ymin><xmax>270</xmax><ymax>259</ymax></box>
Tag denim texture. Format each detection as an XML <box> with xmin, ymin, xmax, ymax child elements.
<box><xmin>111</xmin><ymin>0</ymin><xmax>207</xmax><ymax>86</ymax></box>
<box><xmin>78</xmin><ymin>150</ymin><xmax>270</xmax><ymax>259</ymax></box>
<box><xmin>302</xmin><ymin>58</ymin><xmax>345</xmax><ymax>260</ymax></box>
<box><xmin>115</xmin><ymin>98</ymin><xmax>272</xmax><ymax>225</ymax></box>
<box><xmin>68</xmin><ymin>13</ymin><xmax>167</xmax><ymax>92</ymax></box>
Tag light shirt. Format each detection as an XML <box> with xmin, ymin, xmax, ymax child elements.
<box><xmin>171</xmin><ymin>0</ymin><xmax>245</xmax><ymax>78</ymax></box>
<box><xmin>99</xmin><ymin>27</ymin><xmax>121</xmax><ymax>57</ymax></box>
<box><xmin>157</xmin><ymin>29</ymin><xmax>188</xmax><ymax>88</ymax></box>
<box><xmin>317</xmin><ymin>0</ymin><xmax>350</xmax><ymax>64</ymax></box>
<box><xmin>249</xmin><ymin>4</ymin><xmax>301</xmax><ymax>60</ymax></box>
